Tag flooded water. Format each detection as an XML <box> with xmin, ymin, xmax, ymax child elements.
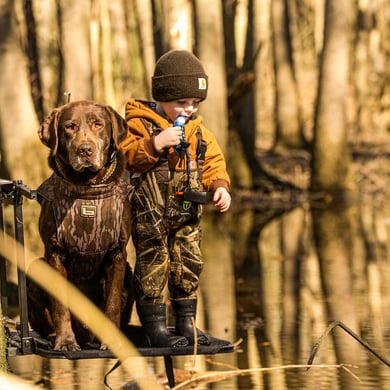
<box><xmin>5</xmin><ymin>196</ymin><xmax>390</xmax><ymax>389</ymax></box>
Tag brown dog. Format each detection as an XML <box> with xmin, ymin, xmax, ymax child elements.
<box><xmin>28</xmin><ymin>100</ymin><xmax>133</xmax><ymax>351</ymax></box>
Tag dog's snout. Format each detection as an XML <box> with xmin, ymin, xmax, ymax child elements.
<box><xmin>78</xmin><ymin>143</ymin><xmax>93</xmax><ymax>156</ymax></box>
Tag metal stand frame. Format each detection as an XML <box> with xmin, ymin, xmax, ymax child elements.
<box><xmin>0</xmin><ymin>180</ymin><xmax>36</xmax><ymax>355</ymax></box>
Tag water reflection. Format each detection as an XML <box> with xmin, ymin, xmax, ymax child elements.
<box><xmin>7</xmin><ymin>197</ymin><xmax>390</xmax><ymax>389</ymax></box>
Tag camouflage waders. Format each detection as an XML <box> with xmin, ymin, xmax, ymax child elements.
<box><xmin>131</xmin><ymin>159</ymin><xmax>204</xmax><ymax>303</ymax></box>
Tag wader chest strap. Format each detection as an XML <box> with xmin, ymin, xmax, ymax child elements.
<box><xmin>196</xmin><ymin>128</ymin><xmax>207</xmax><ymax>181</ymax></box>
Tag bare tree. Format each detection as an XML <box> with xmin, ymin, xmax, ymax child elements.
<box><xmin>194</xmin><ymin>0</ymin><xmax>236</xmax><ymax>361</ymax></box>
<box><xmin>134</xmin><ymin>0</ymin><xmax>156</xmax><ymax>98</ymax></box>
<box><xmin>353</xmin><ymin>0</ymin><xmax>388</xmax><ymax>139</ymax></box>
<box><xmin>311</xmin><ymin>0</ymin><xmax>355</xmax><ymax>192</ymax></box>
<box><xmin>0</xmin><ymin>0</ymin><xmax>41</xmax><ymax>182</ymax></box>
<box><xmin>58</xmin><ymin>0</ymin><xmax>93</xmax><ymax>101</ymax></box>
<box><xmin>223</xmin><ymin>0</ymin><xmax>259</xmax><ymax>188</ymax></box>
<box><xmin>92</xmin><ymin>0</ymin><xmax>116</xmax><ymax>105</ymax></box>
<box><xmin>164</xmin><ymin>0</ymin><xmax>193</xmax><ymax>50</ymax></box>
<box><xmin>33</xmin><ymin>0</ymin><xmax>60</xmax><ymax>113</ymax></box>
<box><xmin>310</xmin><ymin>0</ymin><xmax>361</xmax><ymax>384</ymax></box>
<box><xmin>271</xmin><ymin>0</ymin><xmax>305</xmax><ymax>152</ymax></box>
<box><xmin>109</xmin><ymin>0</ymin><xmax>136</xmax><ymax>109</ymax></box>
<box><xmin>23</xmin><ymin>0</ymin><xmax>44</xmax><ymax>123</ymax></box>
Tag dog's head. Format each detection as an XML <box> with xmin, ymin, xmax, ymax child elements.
<box><xmin>38</xmin><ymin>100</ymin><xmax>128</xmax><ymax>173</ymax></box>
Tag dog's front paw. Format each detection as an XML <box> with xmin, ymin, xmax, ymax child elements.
<box><xmin>54</xmin><ymin>334</ymin><xmax>81</xmax><ymax>351</ymax></box>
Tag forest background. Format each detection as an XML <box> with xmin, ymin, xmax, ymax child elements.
<box><xmin>0</xmin><ymin>0</ymin><xmax>389</xmax><ymax>387</ymax></box>
<box><xmin>1</xmin><ymin>0</ymin><xmax>388</xmax><ymax>191</ymax></box>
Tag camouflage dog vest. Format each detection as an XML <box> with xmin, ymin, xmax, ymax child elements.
<box><xmin>38</xmin><ymin>174</ymin><xmax>132</xmax><ymax>280</ymax></box>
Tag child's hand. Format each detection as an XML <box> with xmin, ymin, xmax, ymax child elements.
<box><xmin>154</xmin><ymin>127</ymin><xmax>183</xmax><ymax>152</ymax></box>
<box><xmin>213</xmin><ymin>187</ymin><xmax>231</xmax><ymax>212</ymax></box>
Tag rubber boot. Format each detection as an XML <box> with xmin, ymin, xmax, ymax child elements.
<box><xmin>137</xmin><ymin>303</ymin><xmax>188</xmax><ymax>348</ymax></box>
<box><xmin>171</xmin><ymin>298</ymin><xmax>211</xmax><ymax>345</ymax></box>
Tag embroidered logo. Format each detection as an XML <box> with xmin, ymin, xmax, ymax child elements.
<box><xmin>183</xmin><ymin>200</ymin><xmax>192</xmax><ymax>211</ymax></box>
<box><xmin>198</xmin><ymin>78</ymin><xmax>207</xmax><ymax>90</ymax></box>
<box><xmin>80</xmin><ymin>204</ymin><xmax>97</xmax><ymax>217</ymax></box>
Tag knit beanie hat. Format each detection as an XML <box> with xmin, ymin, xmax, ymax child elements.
<box><xmin>152</xmin><ymin>50</ymin><xmax>208</xmax><ymax>102</ymax></box>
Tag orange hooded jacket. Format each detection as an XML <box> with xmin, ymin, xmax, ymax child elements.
<box><xmin>119</xmin><ymin>99</ymin><xmax>230</xmax><ymax>193</ymax></box>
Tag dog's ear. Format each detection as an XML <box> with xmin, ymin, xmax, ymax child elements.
<box><xmin>38</xmin><ymin>108</ymin><xmax>60</xmax><ymax>156</ymax></box>
<box><xmin>105</xmin><ymin>105</ymin><xmax>128</xmax><ymax>148</ymax></box>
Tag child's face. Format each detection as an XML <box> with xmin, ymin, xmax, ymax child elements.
<box><xmin>160</xmin><ymin>98</ymin><xmax>202</xmax><ymax>122</ymax></box>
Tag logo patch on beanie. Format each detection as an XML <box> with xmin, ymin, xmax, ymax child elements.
<box><xmin>198</xmin><ymin>78</ymin><xmax>207</xmax><ymax>90</ymax></box>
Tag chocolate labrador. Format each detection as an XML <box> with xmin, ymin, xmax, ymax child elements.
<box><xmin>27</xmin><ymin>100</ymin><xmax>133</xmax><ymax>351</ymax></box>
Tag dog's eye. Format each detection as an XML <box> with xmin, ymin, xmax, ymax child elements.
<box><xmin>64</xmin><ymin>122</ymin><xmax>78</xmax><ymax>131</ymax></box>
<box><xmin>92</xmin><ymin>121</ymin><xmax>104</xmax><ymax>130</ymax></box>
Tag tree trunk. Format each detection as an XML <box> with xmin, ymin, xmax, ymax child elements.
<box><xmin>33</xmin><ymin>0</ymin><xmax>60</xmax><ymax>112</ymax></box>
<box><xmin>23</xmin><ymin>0</ymin><xmax>44</xmax><ymax>123</ymax></box>
<box><xmin>135</xmin><ymin>0</ymin><xmax>155</xmax><ymax>98</ymax></box>
<box><xmin>122</xmin><ymin>0</ymin><xmax>150</xmax><ymax>103</ymax></box>
<box><xmin>224</xmin><ymin>0</ymin><xmax>258</xmax><ymax>187</ymax></box>
<box><xmin>376</xmin><ymin>0</ymin><xmax>390</xmax><ymax>134</ymax></box>
<box><xmin>254</xmin><ymin>0</ymin><xmax>274</xmax><ymax>151</ymax></box>
<box><xmin>310</xmin><ymin>0</ymin><xmax>360</xmax><ymax>385</ymax></box>
<box><xmin>271</xmin><ymin>0</ymin><xmax>305</xmax><ymax>151</ymax></box>
<box><xmin>109</xmin><ymin>0</ymin><xmax>134</xmax><ymax>110</ymax></box>
<box><xmin>311</xmin><ymin>1</ymin><xmax>354</xmax><ymax>193</ymax></box>
<box><xmin>194</xmin><ymin>0</ymin><xmax>236</xmax><ymax>367</ymax></box>
<box><xmin>164</xmin><ymin>0</ymin><xmax>193</xmax><ymax>50</ymax></box>
<box><xmin>195</xmin><ymin>0</ymin><xmax>228</xmax><ymax>149</ymax></box>
<box><xmin>58</xmin><ymin>0</ymin><xmax>93</xmax><ymax>101</ymax></box>
<box><xmin>0</xmin><ymin>0</ymin><xmax>41</xmax><ymax>182</ymax></box>
<box><xmin>99</xmin><ymin>0</ymin><xmax>116</xmax><ymax>106</ymax></box>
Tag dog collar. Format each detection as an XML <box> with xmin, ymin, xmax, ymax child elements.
<box><xmin>89</xmin><ymin>157</ymin><xmax>117</xmax><ymax>185</ymax></box>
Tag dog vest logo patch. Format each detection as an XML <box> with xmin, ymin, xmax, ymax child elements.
<box><xmin>80</xmin><ymin>204</ymin><xmax>97</xmax><ymax>217</ymax></box>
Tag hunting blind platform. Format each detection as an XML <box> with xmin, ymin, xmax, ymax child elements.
<box><xmin>0</xmin><ymin>179</ymin><xmax>234</xmax><ymax>388</ymax></box>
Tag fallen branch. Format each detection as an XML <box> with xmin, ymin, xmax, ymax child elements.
<box><xmin>307</xmin><ymin>320</ymin><xmax>390</xmax><ymax>368</ymax></box>
<box><xmin>171</xmin><ymin>363</ymin><xmax>359</xmax><ymax>389</ymax></box>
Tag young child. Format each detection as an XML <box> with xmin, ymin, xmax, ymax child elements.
<box><xmin>120</xmin><ymin>50</ymin><xmax>231</xmax><ymax>348</ymax></box>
